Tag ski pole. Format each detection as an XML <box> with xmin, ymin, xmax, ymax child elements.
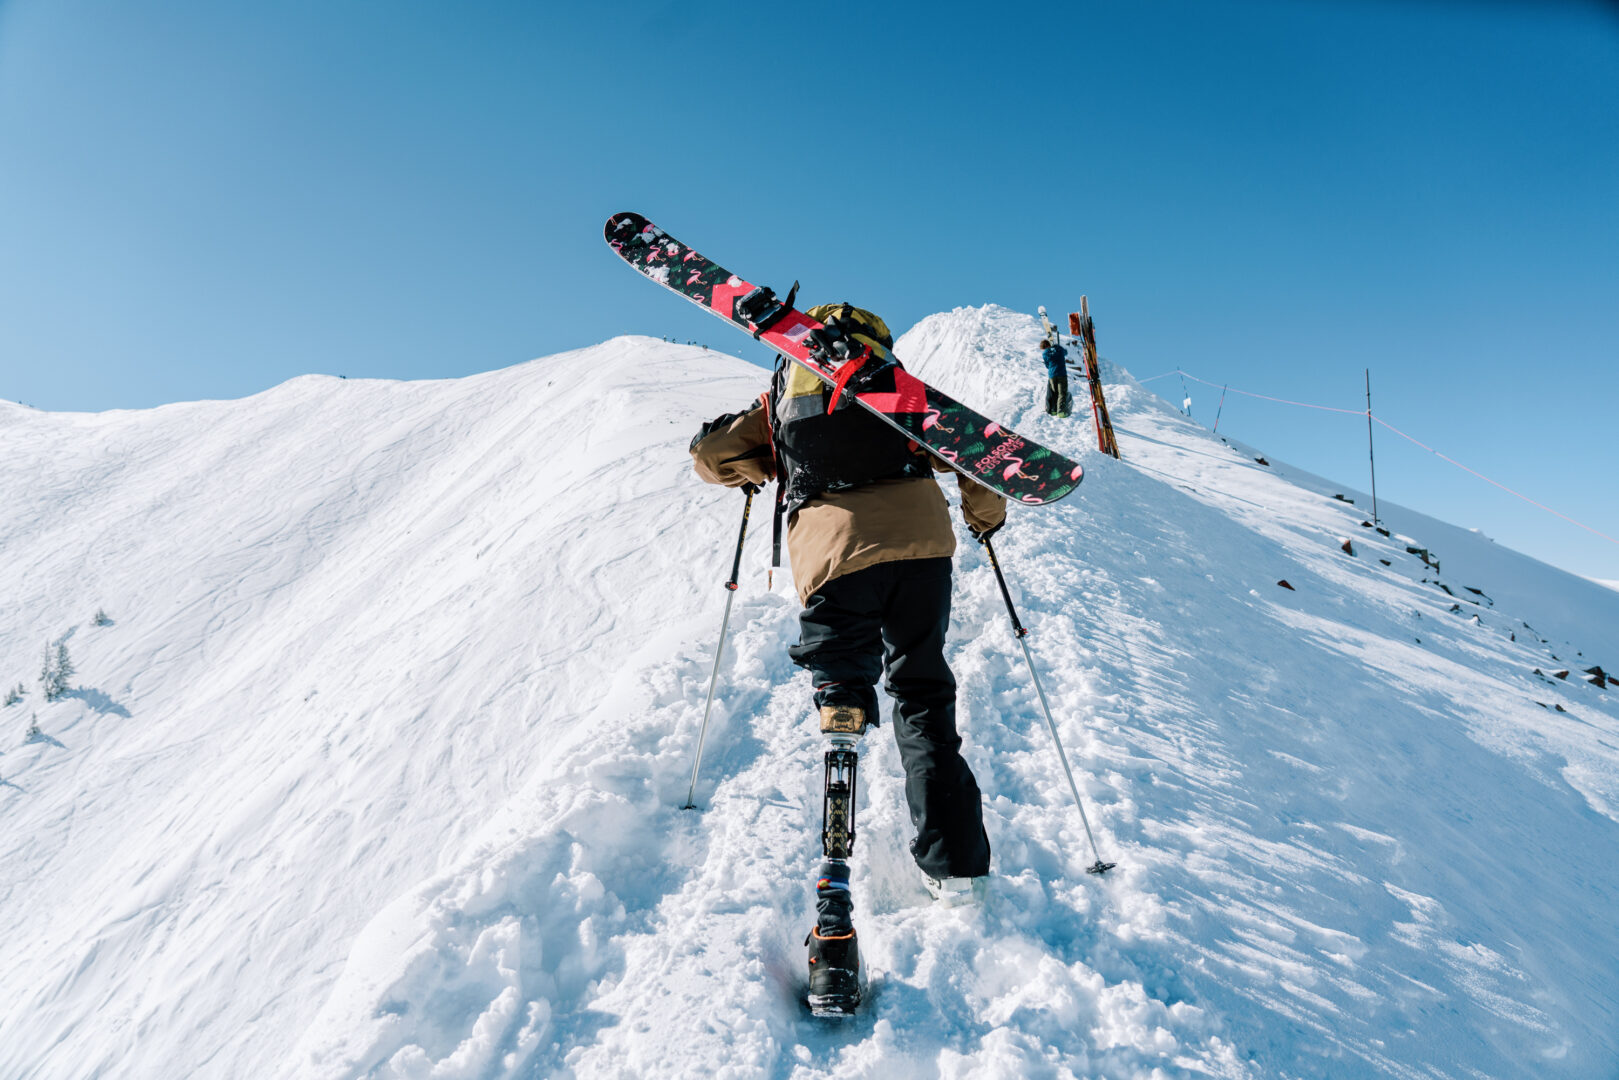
<box><xmin>683</xmin><ymin>483</ymin><xmax>758</xmax><ymax>810</ymax></box>
<box><xmin>981</xmin><ymin>536</ymin><xmax>1116</xmax><ymax>874</ymax></box>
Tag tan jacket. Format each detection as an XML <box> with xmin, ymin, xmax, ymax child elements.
<box><xmin>691</xmin><ymin>403</ymin><xmax>1006</xmax><ymax>602</ymax></box>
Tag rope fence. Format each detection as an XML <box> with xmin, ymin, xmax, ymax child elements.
<box><xmin>1136</xmin><ymin>368</ymin><xmax>1616</xmax><ymax>548</ymax></box>
<box><xmin>1140</xmin><ymin>369</ymin><xmax>1365</xmax><ymax>416</ymax></box>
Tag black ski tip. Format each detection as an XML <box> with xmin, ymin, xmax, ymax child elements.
<box><xmin>1086</xmin><ymin>860</ymin><xmax>1117</xmax><ymax>875</ymax></box>
<box><xmin>1013</xmin><ymin>458</ymin><xmax>1084</xmax><ymax>506</ymax></box>
<box><xmin>605</xmin><ymin>211</ymin><xmax>651</xmax><ymax>245</ymax></box>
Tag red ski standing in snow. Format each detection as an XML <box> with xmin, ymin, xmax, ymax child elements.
<box><xmin>690</xmin><ymin>302</ymin><xmax>1006</xmax><ymax>1016</ymax></box>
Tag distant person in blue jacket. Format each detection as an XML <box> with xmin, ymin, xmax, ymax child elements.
<box><xmin>1040</xmin><ymin>338</ymin><xmax>1072</xmax><ymax>417</ymax></box>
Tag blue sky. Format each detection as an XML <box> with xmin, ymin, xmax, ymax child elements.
<box><xmin>1</xmin><ymin>0</ymin><xmax>1615</xmax><ymax>581</ymax></box>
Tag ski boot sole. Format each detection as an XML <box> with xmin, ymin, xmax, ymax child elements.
<box><xmin>807</xmin><ymin>989</ymin><xmax>862</xmax><ymax>1018</ymax></box>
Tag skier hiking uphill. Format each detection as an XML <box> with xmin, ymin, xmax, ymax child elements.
<box><xmin>1041</xmin><ymin>338</ymin><xmax>1072</xmax><ymax>417</ymax></box>
<box><xmin>690</xmin><ymin>302</ymin><xmax>1007</xmax><ymax>1017</ymax></box>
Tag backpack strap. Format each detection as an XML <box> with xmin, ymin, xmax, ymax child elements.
<box><xmin>766</xmin><ymin>359</ymin><xmax>788</xmax><ymax>588</ymax></box>
<box><xmin>770</xmin><ymin>481</ymin><xmax>786</xmax><ymax>590</ymax></box>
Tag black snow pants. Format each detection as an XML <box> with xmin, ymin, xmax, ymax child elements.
<box><xmin>787</xmin><ymin>557</ymin><xmax>991</xmax><ymax>882</ymax></box>
<box><xmin>1046</xmin><ymin>373</ymin><xmax>1072</xmax><ymax>416</ymax></box>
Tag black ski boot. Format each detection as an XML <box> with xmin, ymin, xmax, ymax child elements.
<box><xmin>806</xmin><ymin>927</ymin><xmax>861</xmax><ymax>1017</ymax></box>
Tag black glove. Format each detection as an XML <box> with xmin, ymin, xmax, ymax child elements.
<box><xmin>969</xmin><ymin>519</ymin><xmax>1004</xmax><ymax>544</ymax></box>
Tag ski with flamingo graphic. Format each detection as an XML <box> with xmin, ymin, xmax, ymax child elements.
<box><xmin>604</xmin><ymin>212</ymin><xmax>1084</xmax><ymax>505</ymax></box>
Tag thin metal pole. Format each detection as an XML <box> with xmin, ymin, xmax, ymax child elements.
<box><xmin>1212</xmin><ymin>384</ymin><xmax>1228</xmax><ymax>434</ymax></box>
<box><xmin>1365</xmin><ymin>369</ymin><xmax>1379</xmax><ymax>524</ymax></box>
<box><xmin>982</xmin><ymin>537</ymin><xmax>1115</xmax><ymax>874</ymax></box>
<box><xmin>683</xmin><ymin>485</ymin><xmax>756</xmax><ymax>809</ymax></box>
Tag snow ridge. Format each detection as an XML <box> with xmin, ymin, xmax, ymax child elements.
<box><xmin>2</xmin><ymin>310</ymin><xmax>1616</xmax><ymax>1079</ymax></box>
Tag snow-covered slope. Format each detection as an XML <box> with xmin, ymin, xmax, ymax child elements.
<box><xmin>2</xmin><ymin>309</ymin><xmax>1616</xmax><ymax>1079</ymax></box>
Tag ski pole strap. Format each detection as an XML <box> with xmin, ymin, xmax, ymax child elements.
<box><xmin>983</xmin><ymin>538</ymin><xmax>1028</xmax><ymax>638</ymax></box>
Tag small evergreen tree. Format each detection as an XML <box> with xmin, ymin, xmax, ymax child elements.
<box><xmin>93</xmin><ymin>608</ymin><xmax>112</xmax><ymax>626</ymax></box>
<box><xmin>53</xmin><ymin>642</ymin><xmax>74</xmax><ymax>698</ymax></box>
<box><xmin>40</xmin><ymin>641</ymin><xmax>74</xmax><ymax>702</ymax></box>
<box><xmin>26</xmin><ymin>714</ymin><xmax>41</xmax><ymax>740</ymax></box>
<box><xmin>3</xmin><ymin>683</ymin><xmax>21</xmax><ymax>707</ymax></box>
<box><xmin>40</xmin><ymin>643</ymin><xmax>55</xmax><ymax>701</ymax></box>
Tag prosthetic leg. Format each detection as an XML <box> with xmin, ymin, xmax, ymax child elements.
<box><xmin>806</xmin><ymin>704</ymin><xmax>866</xmax><ymax>1017</ymax></box>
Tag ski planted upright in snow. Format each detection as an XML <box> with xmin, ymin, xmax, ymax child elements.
<box><xmin>606</xmin><ymin>212</ymin><xmax>1084</xmax><ymax>505</ymax></box>
<box><xmin>1071</xmin><ymin>301</ymin><xmax>1120</xmax><ymax>459</ymax></box>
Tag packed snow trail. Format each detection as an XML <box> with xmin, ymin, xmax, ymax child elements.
<box><xmin>2</xmin><ymin>310</ymin><xmax>1616</xmax><ymax>1079</ymax></box>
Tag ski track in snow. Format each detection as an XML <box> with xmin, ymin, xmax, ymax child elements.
<box><xmin>2</xmin><ymin>311</ymin><xmax>1617</xmax><ymax>1079</ymax></box>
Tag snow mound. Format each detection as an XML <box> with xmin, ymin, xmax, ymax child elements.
<box><xmin>2</xmin><ymin>314</ymin><xmax>1616</xmax><ymax>1079</ymax></box>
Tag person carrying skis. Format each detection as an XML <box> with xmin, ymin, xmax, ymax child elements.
<box><xmin>1041</xmin><ymin>337</ymin><xmax>1072</xmax><ymax>417</ymax></box>
<box><xmin>689</xmin><ymin>302</ymin><xmax>1006</xmax><ymax>1016</ymax></box>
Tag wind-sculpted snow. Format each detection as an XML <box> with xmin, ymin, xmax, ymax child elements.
<box><xmin>2</xmin><ymin>313</ymin><xmax>1616</xmax><ymax>1079</ymax></box>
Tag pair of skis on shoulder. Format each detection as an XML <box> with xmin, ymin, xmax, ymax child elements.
<box><xmin>606</xmin><ymin>211</ymin><xmax>1084</xmax><ymax>505</ymax></box>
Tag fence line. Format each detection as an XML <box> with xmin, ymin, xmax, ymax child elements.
<box><xmin>1371</xmin><ymin>416</ymin><xmax>1618</xmax><ymax>545</ymax></box>
<box><xmin>1137</xmin><ymin>367</ymin><xmax>1616</xmax><ymax>548</ymax></box>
